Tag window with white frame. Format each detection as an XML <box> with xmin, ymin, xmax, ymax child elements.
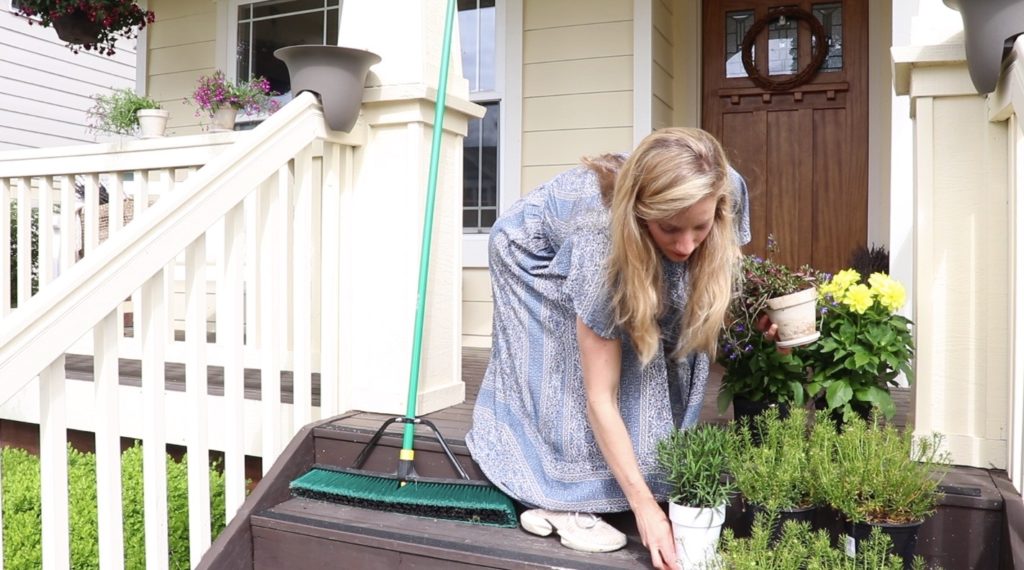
<box><xmin>459</xmin><ymin>0</ymin><xmax>500</xmax><ymax>234</ymax></box>
<box><xmin>235</xmin><ymin>0</ymin><xmax>340</xmax><ymax>96</ymax></box>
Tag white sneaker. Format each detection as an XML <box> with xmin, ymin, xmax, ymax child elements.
<box><xmin>520</xmin><ymin>508</ymin><xmax>628</xmax><ymax>553</ymax></box>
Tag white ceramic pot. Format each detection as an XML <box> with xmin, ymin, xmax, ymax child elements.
<box><xmin>136</xmin><ymin>109</ymin><xmax>169</xmax><ymax>138</ymax></box>
<box><xmin>211</xmin><ymin>107</ymin><xmax>238</xmax><ymax>132</ymax></box>
<box><xmin>765</xmin><ymin>286</ymin><xmax>820</xmax><ymax>348</ymax></box>
<box><xmin>668</xmin><ymin>502</ymin><xmax>726</xmax><ymax>570</ymax></box>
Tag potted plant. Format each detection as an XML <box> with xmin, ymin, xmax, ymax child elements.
<box><xmin>656</xmin><ymin>424</ymin><xmax>735</xmax><ymax>569</ymax></box>
<box><xmin>729</xmin><ymin>407</ymin><xmax>818</xmax><ymax>541</ymax></box>
<box><xmin>87</xmin><ymin>87</ymin><xmax>167</xmax><ymax>138</ymax></box>
<box><xmin>15</xmin><ymin>0</ymin><xmax>155</xmax><ymax>56</ymax></box>
<box><xmin>810</xmin><ymin>415</ymin><xmax>950</xmax><ymax>568</ymax></box>
<box><xmin>189</xmin><ymin>71</ymin><xmax>280</xmax><ymax>131</ymax></box>
<box><xmin>806</xmin><ymin>269</ymin><xmax>914</xmax><ymax>422</ymax></box>
<box><xmin>716</xmin><ymin>516</ymin><xmax>925</xmax><ymax>569</ymax></box>
<box><xmin>717</xmin><ymin>239</ymin><xmax>823</xmax><ymax>423</ymax></box>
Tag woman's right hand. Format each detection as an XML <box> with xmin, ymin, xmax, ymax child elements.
<box><xmin>633</xmin><ymin>498</ymin><xmax>678</xmax><ymax>570</ymax></box>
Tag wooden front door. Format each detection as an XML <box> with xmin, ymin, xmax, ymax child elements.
<box><xmin>702</xmin><ymin>0</ymin><xmax>868</xmax><ymax>274</ymax></box>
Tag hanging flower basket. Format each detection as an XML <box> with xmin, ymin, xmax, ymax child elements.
<box><xmin>51</xmin><ymin>9</ymin><xmax>102</xmax><ymax>44</ymax></box>
<box><xmin>15</xmin><ymin>0</ymin><xmax>155</xmax><ymax>56</ymax></box>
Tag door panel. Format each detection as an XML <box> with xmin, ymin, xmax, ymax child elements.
<box><xmin>703</xmin><ymin>0</ymin><xmax>868</xmax><ymax>274</ymax></box>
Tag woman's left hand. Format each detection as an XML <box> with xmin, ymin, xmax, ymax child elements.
<box><xmin>756</xmin><ymin>314</ymin><xmax>790</xmax><ymax>354</ymax></box>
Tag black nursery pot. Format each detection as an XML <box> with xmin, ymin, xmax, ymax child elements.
<box><xmin>732</xmin><ymin>396</ymin><xmax>790</xmax><ymax>444</ymax></box>
<box><xmin>844</xmin><ymin>519</ymin><xmax>923</xmax><ymax>570</ymax></box>
<box><xmin>739</xmin><ymin>502</ymin><xmax>817</xmax><ymax>542</ymax></box>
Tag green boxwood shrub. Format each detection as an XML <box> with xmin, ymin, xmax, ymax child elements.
<box><xmin>2</xmin><ymin>443</ymin><xmax>228</xmax><ymax>569</ymax></box>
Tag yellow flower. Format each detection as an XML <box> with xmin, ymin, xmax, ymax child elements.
<box><xmin>820</xmin><ymin>268</ymin><xmax>860</xmax><ymax>301</ymax></box>
<box><xmin>843</xmin><ymin>284</ymin><xmax>874</xmax><ymax>314</ymax></box>
<box><xmin>870</xmin><ymin>273</ymin><xmax>906</xmax><ymax>312</ymax></box>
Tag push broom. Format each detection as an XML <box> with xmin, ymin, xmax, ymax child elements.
<box><xmin>289</xmin><ymin>0</ymin><xmax>517</xmax><ymax>528</ymax></box>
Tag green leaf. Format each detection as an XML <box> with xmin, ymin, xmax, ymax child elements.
<box><xmin>826</xmin><ymin>381</ymin><xmax>853</xmax><ymax>410</ymax></box>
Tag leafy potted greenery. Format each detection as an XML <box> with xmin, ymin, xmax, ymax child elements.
<box><xmin>718</xmin><ymin>238</ymin><xmax>823</xmax><ymax>421</ymax></box>
<box><xmin>729</xmin><ymin>407</ymin><xmax>817</xmax><ymax>541</ymax></box>
<box><xmin>715</xmin><ymin>516</ymin><xmax>929</xmax><ymax>569</ymax></box>
<box><xmin>15</xmin><ymin>0</ymin><xmax>155</xmax><ymax>56</ymax></box>
<box><xmin>189</xmin><ymin>71</ymin><xmax>280</xmax><ymax>131</ymax></box>
<box><xmin>810</xmin><ymin>415</ymin><xmax>950</xmax><ymax>568</ymax></box>
<box><xmin>87</xmin><ymin>87</ymin><xmax>167</xmax><ymax>138</ymax></box>
<box><xmin>656</xmin><ymin>424</ymin><xmax>735</xmax><ymax>569</ymax></box>
<box><xmin>807</xmin><ymin>269</ymin><xmax>914</xmax><ymax>421</ymax></box>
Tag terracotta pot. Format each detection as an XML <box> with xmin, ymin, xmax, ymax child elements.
<box><xmin>273</xmin><ymin>45</ymin><xmax>381</xmax><ymax>132</ymax></box>
<box><xmin>765</xmin><ymin>287</ymin><xmax>820</xmax><ymax>348</ymax></box>
<box><xmin>136</xmin><ymin>109</ymin><xmax>169</xmax><ymax>138</ymax></box>
<box><xmin>211</xmin><ymin>107</ymin><xmax>238</xmax><ymax>132</ymax></box>
<box><xmin>52</xmin><ymin>9</ymin><xmax>101</xmax><ymax>45</ymax></box>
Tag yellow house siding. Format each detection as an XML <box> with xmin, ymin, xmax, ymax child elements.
<box><xmin>146</xmin><ymin>0</ymin><xmax>217</xmax><ymax>134</ymax></box>
<box><xmin>652</xmin><ymin>0</ymin><xmax>674</xmax><ymax>131</ymax></box>
<box><xmin>462</xmin><ymin>0</ymin><xmax>637</xmax><ymax>348</ymax></box>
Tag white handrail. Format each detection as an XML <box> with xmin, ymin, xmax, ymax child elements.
<box><xmin>0</xmin><ymin>91</ymin><xmax>361</xmax><ymax>403</ymax></box>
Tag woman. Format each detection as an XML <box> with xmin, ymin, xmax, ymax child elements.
<box><xmin>465</xmin><ymin>128</ymin><xmax>750</xmax><ymax>569</ymax></box>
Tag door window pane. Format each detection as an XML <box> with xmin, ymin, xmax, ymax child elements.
<box><xmin>813</xmin><ymin>3</ymin><xmax>843</xmax><ymax>71</ymax></box>
<box><xmin>725</xmin><ymin>10</ymin><xmax>754</xmax><ymax>78</ymax></box>
<box><xmin>463</xmin><ymin>102</ymin><xmax>499</xmax><ymax>233</ymax></box>
<box><xmin>768</xmin><ymin>12</ymin><xmax>798</xmax><ymax>76</ymax></box>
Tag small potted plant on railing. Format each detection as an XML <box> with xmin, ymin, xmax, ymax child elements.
<box><xmin>15</xmin><ymin>0</ymin><xmax>155</xmax><ymax>56</ymax></box>
<box><xmin>188</xmin><ymin>70</ymin><xmax>280</xmax><ymax>131</ymax></box>
<box><xmin>806</xmin><ymin>269</ymin><xmax>914</xmax><ymax>423</ymax></box>
<box><xmin>87</xmin><ymin>87</ymin><xmax>167</xmax><ymax>138</ymax></box>
<box><xmin>656</xmin><ymin>423</ymin><xmax>735</xmax><ymax>569</ymax></box>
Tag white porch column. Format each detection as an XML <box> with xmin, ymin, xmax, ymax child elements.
<box><xmin>336</xmin><ymin>0</ymin><xmax>485</xmax><ymax>415</ymax></box>
<box><xmin>893</xmin><ymin>43</ymin><xmax>1010</xmax><ymax>469</ymax></box>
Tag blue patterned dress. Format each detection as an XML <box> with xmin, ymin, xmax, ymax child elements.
<box><xmin>466</xmin><ymin>165</ymin><xmax>750</xmax><ymax>513</ymax></box>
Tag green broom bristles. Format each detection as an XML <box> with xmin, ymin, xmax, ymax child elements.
<box><xmin>290</xmin><ymin>468</ymin><xmax>518</xmax><ymax>528</ymax></box>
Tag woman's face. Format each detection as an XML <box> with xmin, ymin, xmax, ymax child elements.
<box><xmin>645</xmin><ymin>195</ymin><xmax>717</xmax><ymax>263</ymax></box>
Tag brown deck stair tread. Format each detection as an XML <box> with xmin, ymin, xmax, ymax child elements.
<box><xmin>254</xmin><ymin>497</ymin><xmax>650</xmax><ymax>569</ymax></box>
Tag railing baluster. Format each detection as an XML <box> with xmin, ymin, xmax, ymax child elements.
<box><xmin>134</xmin><ymin>170</ymin><xmax>149</xmax><ymax>213</ymax></box>
<box><xmin>1</xmin><ymin>177</ymin><xmax>10</xmax><ymax>317</ymax></box>
<box><xmin>38</xmin><ymin>176</ymin><xmax>53</xmax><ymax>288</ymax></box>
<box><xmin>319</xmin><ymin>143</ymin><xmax>341</xmax><ymax>417</ymax></box>
<box><xmin>244</xmin><ymin>190</ymin><xmax>261</xmax><ymax>348</ymax></box>
<box><xmin>293</xmin><ymin>147</ymin><xmax>313</xmax><ymax>428</ymax></box>
<box><xmin>219</xmin><ymin>203</ymin><xmax>246</xmax><ymax>518</ymax></box>
<box><xmin>39</xmin><ymin>355</ymin><xmax>70</xmax><ymax>570</ymax></box>
<box><xmin>260</xmin><ymin>170</ymin><xmax>288</xmax><ymax>468</ymax></box>
<box><xmin>141</xmin><ymin>270</ymin><xmax>169</xmax><ymax>570</ymax></box>
<box><xmin>16</xmin><ymin>177</ymin><xmax>31</xmax><ymax>306</ymax></box>
<box><xmin>94</xmin><ymin>311</ymin><xmax>124</xmax><ymax>569</ymax></box>
<box><xmin>83</xmin><ymin>173</ymin><xmax>100</xmax><ymax>256</ymax></box>
<box><xmin>185</xmin><ymin>235</ymin><xmax>211</xmax><ymax>566</ymax></box>
<box><xmin>337</xmin><ymin>145</ymin><xmax>358</xmax><ymax>414</ymax></box>
<box><xmin>108</xmin><ymin>172</ymin><xmax>124</xmax><ymax>237</ymax></box>
<box><xmin>58</xmin><ymin>176</ymin><xmax>75</xmax><ymax>273</ymax></box>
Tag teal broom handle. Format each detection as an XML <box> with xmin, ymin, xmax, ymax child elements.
<box><xmin>403</xmin><ymin>0</ymin><xmax>456</xmax><ymax>453</ymax></box>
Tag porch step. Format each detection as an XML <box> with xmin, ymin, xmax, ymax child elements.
<box><xmin>251</xmin><ymin>497</ymin><xmax>650</xmax><ymax>569</ymax></box>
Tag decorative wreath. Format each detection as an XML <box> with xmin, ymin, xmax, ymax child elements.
<box><xmin>740</xmin><ymin>7</ymin><xmax>828</xmax><ymax>92</ymax></box>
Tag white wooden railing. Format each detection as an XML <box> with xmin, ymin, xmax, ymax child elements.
<box><xmin>0</xmin><ymin>92</ymin><xmax>364</xmax><ymax>569</ymax></box>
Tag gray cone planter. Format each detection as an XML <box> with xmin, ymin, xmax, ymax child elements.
<box><xmin>274</xmin><ymin>45</ymin><xmax>381</xmax><ymax>132</ymax></box>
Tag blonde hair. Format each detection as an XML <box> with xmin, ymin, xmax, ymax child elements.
<box><xmin>585</xmin><ymin>128</ymin><xmax>740</xmax><ymax>364</ymax></box>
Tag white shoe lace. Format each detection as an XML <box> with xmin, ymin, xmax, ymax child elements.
<box><xmin>572</xmin><ymin>511</ymin><xmax>599</xmax><ymax>529</ymax></box>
